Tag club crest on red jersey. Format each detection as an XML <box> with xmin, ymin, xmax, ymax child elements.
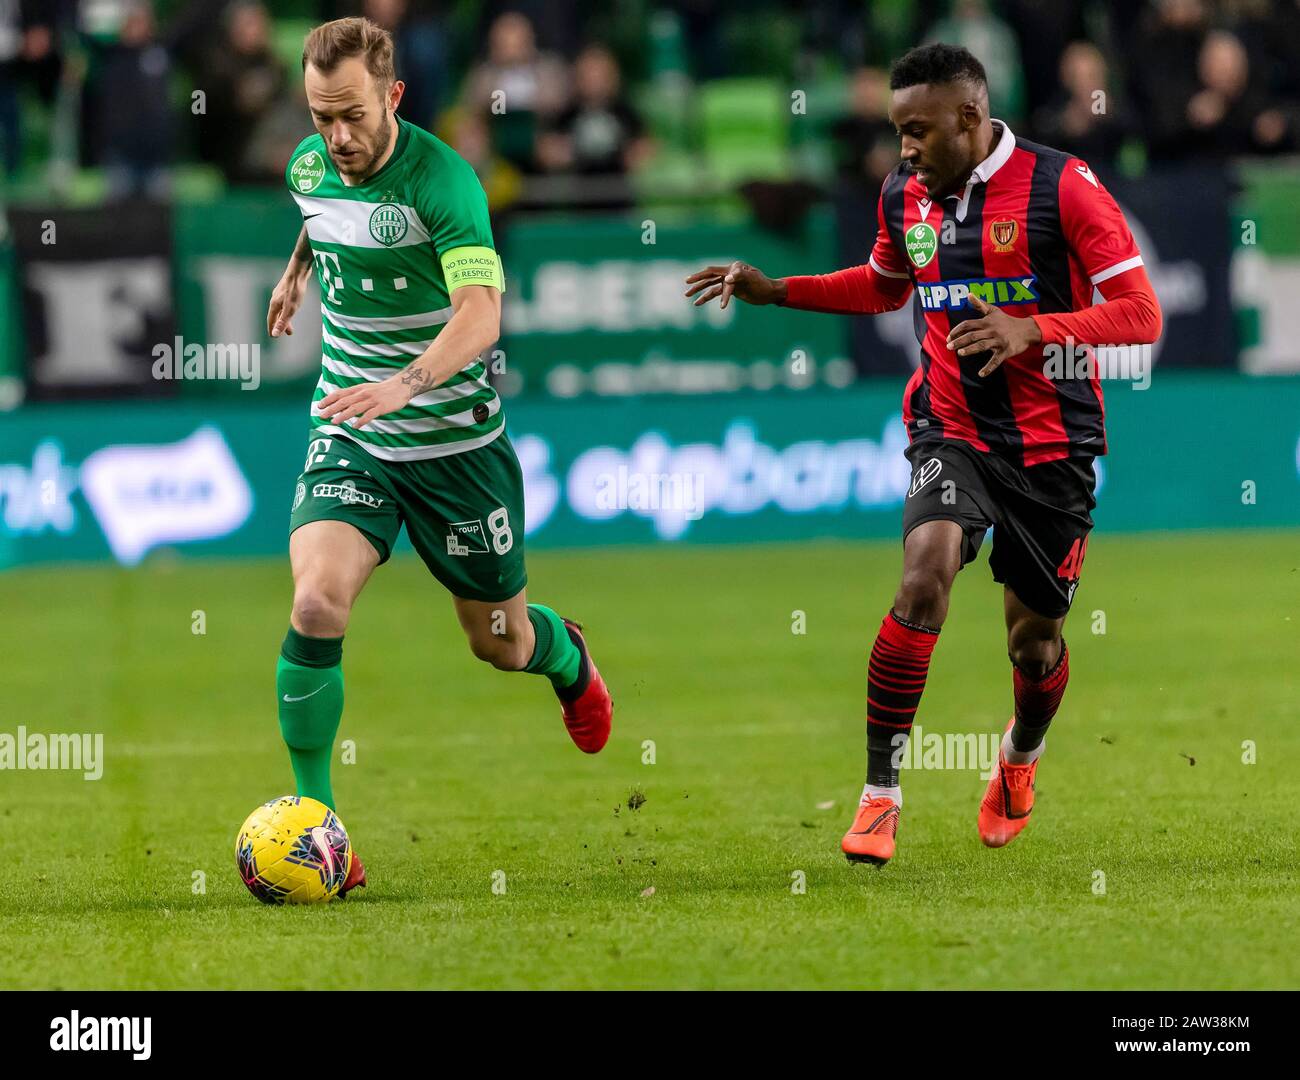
<box><xmin>989</xmin><ymin>218</ymin><xmax>1018</xmax><ymax>253</ymax></box>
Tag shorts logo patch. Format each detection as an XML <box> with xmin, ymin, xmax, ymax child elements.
<box><xmin>305</xmin><ymin>437</ymin><xmax>333</xmax><ymax>471</ymax></box>
<box><xmin>446</xmin><ymin>519</ymin><xmax>489</xmax><ymax>556</ymax></box>
<box><xmin>908</xmin><ymin>458</ymin><xmax>943</xmax><ymax>497</ymax></box>
<box><xmin>312</xmin><ymin>480</ymin><xmax>384</xmax><ymax>509</ymax></box>
<box><xmin>292</xmin><ymin>481</ymin><xmax>306</xmax><ymax>511</ymax></box>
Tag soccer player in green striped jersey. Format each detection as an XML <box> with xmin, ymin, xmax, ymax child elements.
<box><xmin>265</xmin><ymin>18</ymin><xmax>613</xmax><ymax>895</ymax></box>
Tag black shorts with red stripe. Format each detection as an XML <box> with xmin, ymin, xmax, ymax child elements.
<box><xmin>901</xmin><ymin>437</ymin><xmax>1096</xmax><ymax>619</ymax></box>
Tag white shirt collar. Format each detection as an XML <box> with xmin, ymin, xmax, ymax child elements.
<box><xmin>942</xmin><ymin>119</ymin><xmax>1015</xmax><ymax>221</ymax></box>
<box><xmin>953</xmin><ymin>119</ymin><xmax>1015</xmax><ymax>193</ymax></box>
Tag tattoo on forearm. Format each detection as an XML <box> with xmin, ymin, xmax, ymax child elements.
<box><xmin>290</xmin><ymin>227</ymin><xmax>312</xmax><ymax>267</ymax></box>
<box><xmin>399</xmin><ymin>365</ymin><xmax>438</xmax><ymax>396</ymax></box>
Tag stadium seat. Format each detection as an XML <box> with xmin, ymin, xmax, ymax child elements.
<box><xmin>790</xmin><ymin>73</ymin><xmax>849</xmax><ymax>184</ymax></box>
<box><xmin>273</xmin><ymin>19</ymin><xmax>315</xmax><ymax>73</ymax></box>
<box><xmin>721</xmin><ymin>13</ymin><xmax>801</xmax><ymax>81</ymax></box>
<box><xmin>171</xmin><ymin>164</ymin><xmax>226</xmax><ymax>202</ymax></box>
<box><xmin>697</xmin><ymin>78</ymin><xmax>791</xmax><ymax>186</ymax></box>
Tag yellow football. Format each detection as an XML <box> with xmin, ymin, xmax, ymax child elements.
<box><xmin>235</xmin><ymin>796</ymin><xmax>352</xmax><ymax>904</ymax></box>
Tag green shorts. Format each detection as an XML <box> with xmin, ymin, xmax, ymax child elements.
<box><xmin>289</xmin><ymin>429</ymin><xmax>527</xmax><ymax>602</ymax></box>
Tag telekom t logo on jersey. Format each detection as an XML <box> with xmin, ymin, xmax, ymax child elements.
<box><xmin>313</xmin><ymin>251</ymin><xmax>345</xmax><ymax>304</ymax></box>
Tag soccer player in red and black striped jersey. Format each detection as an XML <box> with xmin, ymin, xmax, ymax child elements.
<box><xmin>685</xmin><ymin>44</ymin><xmax>1161</xmax><ymax>865</ymax></box>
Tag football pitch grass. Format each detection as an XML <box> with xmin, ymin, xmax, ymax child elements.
<box><xmin>1</xmin><ymin>531</ymin><xmax>1296</xmax><ymax>990</ymax></box>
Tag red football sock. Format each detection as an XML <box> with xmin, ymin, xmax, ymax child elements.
<box><xmin>1010</xmin><ymin>641</ymin><xmax>1070</xmax><ymax>753</ymax></box>
<box><xmin>866</xmin><ymin>611</ymin><xmax>940</xmax><ymax>787</ymax></box>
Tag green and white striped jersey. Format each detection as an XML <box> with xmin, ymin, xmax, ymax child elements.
<box><xmin>285</xmin><ymin>117</ymin><xmax>506</xmax><ymax>461</ymax></box>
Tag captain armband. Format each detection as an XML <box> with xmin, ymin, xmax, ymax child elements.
<box><xmin>440</xmin><ymin>246</ymin><xmax>505</xmax><ymax>293</ymax></box>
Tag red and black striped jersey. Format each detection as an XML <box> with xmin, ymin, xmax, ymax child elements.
<box><xmin>862</xmin><ymin>122</ymin><xmax>1150</xmax><ymax>465</ymax></box>
<box><xmin>782</xmin><ymin>121</ymin><xmax>1162</xmax><ymax>464</ymax></box>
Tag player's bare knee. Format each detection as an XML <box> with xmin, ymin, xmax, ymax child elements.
<box><xmin>468</xmin><ymin>632</ymin><xmax>528</xmax><ymax>671</ymax></box>
<box><xmin>291</xmin><ymin>585</ymin><xmax>350</xmax><ymax>638</ymax></box>
<box><xmin>894</xmin><ymin>567</ymin><xmax>951</xmax><ymax>627</ymax></box>
<box><xmin>1007</xmin><ymin>632</ymin><xmax>1061</xmax><ymax>678</ymax></box>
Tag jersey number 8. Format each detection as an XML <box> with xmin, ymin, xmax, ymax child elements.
<box><xmin>487</xmin><ymin>507</ymin><xmax>513</xmax><ymax>555</ymax></box>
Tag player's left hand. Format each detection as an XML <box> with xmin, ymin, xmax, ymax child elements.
<box><xmin>946</xmin><ymin>295</ymin><xmax>1042</xmax><ymax>377</ymax></box>
<box><xmin>316</xmin><ymin>375</ymin><xmax>412</xmax><ymax>429</ymax></box>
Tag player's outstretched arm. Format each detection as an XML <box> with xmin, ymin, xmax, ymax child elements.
<box><xmin>684</xmin><ymin>261</ymin><xmax>787</xmax><ymax>308</ymax></box>
<box><xmin>268</xmin><ymin>227</ymin><xmax>314</xmax><ymax>338</ymax></box>
<box><xmin>687</xmin><ymin>257</ymin><xmax>913</xmax><ymax>317</ymax></box>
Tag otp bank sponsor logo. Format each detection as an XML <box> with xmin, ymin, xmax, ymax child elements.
<box><xmin>515</xmin><ymin>416</ymin><xmax>912</xmax><ymax>540</ymax></box>
<box><xmin>916</xmin><ymin>276</ymin><xmax>1039</xmax><ymax>311</ymax></box>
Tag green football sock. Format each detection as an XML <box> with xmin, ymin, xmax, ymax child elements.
<box><xmin>276</xmin><ymin>627</ymin><xmax>344</xmax><ymax>810</ymax></box>
<box><xmin>525</xmin><ymin>604</ymin><xmax>583</xmax><ymax>692</ymax></box>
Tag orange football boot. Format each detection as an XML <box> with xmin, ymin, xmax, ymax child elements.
<box><xmin>841</xmin><ymin>795</ymin><xmax>901</xmax><ymax>865</ymax></box>
<box><xmin>978</xmin><ymin>720</ymin><xmax>1039</xmax><ymax>848</ymax></box>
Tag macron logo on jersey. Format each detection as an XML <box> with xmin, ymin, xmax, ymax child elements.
<box><xmin>917</xmin><ymin>276</ymin><xmax>1039</xmax><ymax>312</ymax></box>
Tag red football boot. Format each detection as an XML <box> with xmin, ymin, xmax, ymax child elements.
<box><xmin>557</xmin><ymin>619</ymin><xmax>612</xmax><ymax>753</ymax></box>
<box><xmin>337</xmin><ymin>850</ymin><xmax>366</xmax><ymax>899</ymax></box>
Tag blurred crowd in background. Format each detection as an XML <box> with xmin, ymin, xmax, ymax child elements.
<box><xmin>0</xmin><ymin>0</ymin><xmax>1298</xmax><ymax>210</ymax></box>
<box><xmin>2</xmin><ymin>0</ymin><xmax>1294</xmax><ymax>574</ymax></box>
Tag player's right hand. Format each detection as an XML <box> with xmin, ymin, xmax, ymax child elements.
<box><xmin>684</xmin><ymin>261</ymin><xmax>786</xmax><ymax>308</ymax></box>
<box><xmin>267</xmin><ymin>269</ymin><xmax>308</xmax><ymax>338</ymax></box>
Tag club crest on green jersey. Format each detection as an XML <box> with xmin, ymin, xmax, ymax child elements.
<box><xmin>369</xmin><ymin>204</ymin><xmax>409</xmax><ymax>246</ymax></box>
<box><xmin>905</xmin><ymin>222</ymin><xmax>938</xmax><ymax>268</ymax></box>
<box><xmin>291</xmin><ymin>150</ymin><xmax>326</xmax><ymax>193</ymax></box>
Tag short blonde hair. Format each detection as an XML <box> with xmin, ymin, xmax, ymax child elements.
<box><xmin>302</xmin><ymin>17</ymin><xmax>395</xmax><ymax>88</ymax></box>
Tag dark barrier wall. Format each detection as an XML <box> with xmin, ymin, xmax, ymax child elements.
<box><xmin>6</xmin><ymin>163</ymin><xmax>1281</xmax><ymax>403</ymax></box>
<box><xmin>10</xmin><ymin>204</ymin><xmax>176</xmax><ymax>398</ymax></box>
